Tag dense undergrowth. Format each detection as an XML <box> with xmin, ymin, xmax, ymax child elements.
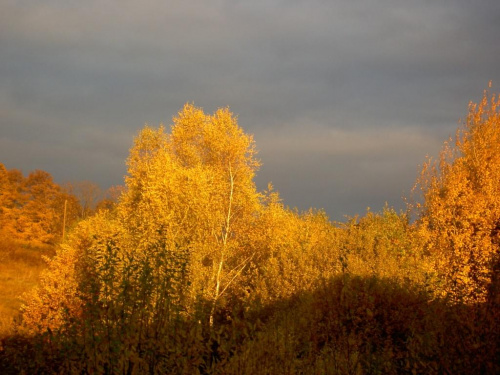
<box><xmin>1</xmin><ymin>273</ymin><xmax>498</xmax><ymax>374</ymax></box>
<box><xmin>1</xmin><ymin>93</ymin><xmax>500</xmax><ymax>373</ymax></box>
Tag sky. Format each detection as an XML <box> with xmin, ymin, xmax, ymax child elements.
<box><xmin>1</xmin><ymin>0</ymin><xmax>500</xmax><ymax>221</ymax></box>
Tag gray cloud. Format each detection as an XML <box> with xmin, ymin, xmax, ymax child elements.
<box><xmin>1</xmin><ymin>0</ymin><xmax>499</xmax><ymax>220</ymax></box>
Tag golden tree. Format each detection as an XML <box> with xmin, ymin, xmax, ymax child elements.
<box><xmin>21</xmin><ymin>212</ymin><xmax>124</xmax><ymax>334</ymax></box>
<box><xmin>415</xmin><ymin>85</ymin><xmax>500</xmax><ymax>302</ymax></box>
<box><xmin>22</xmin><ymin>104</ymin><xmax>262</xmax><ymax>335</ymax></box>
<box><xmin>118</xmin><ymin>104</ymin><xmax>261</xmax><ymax>324</ymax></box>
<box><xmin>239</xmin><ymin>184</ymin><xmax>341</xmax><ymax>304</ymax></box>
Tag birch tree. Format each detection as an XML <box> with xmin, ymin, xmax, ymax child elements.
<box><xmin>119</xmin><ymin>104</ymin><xmax>261</xmax><ymax>324</ymax></box>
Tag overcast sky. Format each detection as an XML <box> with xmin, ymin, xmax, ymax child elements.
<box><xmin>1</xmin><ymin>0</ymin><xmax>500</xmax><ymax>221</ymax></box>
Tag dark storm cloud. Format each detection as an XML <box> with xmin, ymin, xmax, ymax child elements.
<box><xmin>1</xmin><ymin>0</ymin><xmax>500</xmax><ymax>220</ymax></box>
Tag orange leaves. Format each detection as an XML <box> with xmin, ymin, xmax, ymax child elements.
<box><xmin>415</xmin><ymin>87</ymin><xmax>500</xmax><ymax>302</ymax></box>
<box><xmin>12</xmin><ymin>99</ymin><xmax>500</xmax><ymax>373</ymax></box>
<box><xmin>0</xmin><ymin>165</ymin><xmax>81</xmax><ymax>245</ymax></box>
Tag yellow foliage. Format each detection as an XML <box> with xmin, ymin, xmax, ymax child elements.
<box><xmin>251</xmin><ymin>204</ymin><xmax>341</xmax><ymax>302</ymax></box>
<box><xmin>415</xmin><ymin>86</ymin><xmax>500</xmax><ymax>302</ymax></box>
<box><xmin>23</xmin><ymin>104</ymin><xmax>264</xmax><ymax>333</ymax></box>
<box><xmin>118</xmin><ymin>104</ymin><xmax>262</xmax><ymax>323</ymax></box>
<box><xmin>7</xmin><ymin>100</ymin><xmax>499</xmax><ymax>373</ymax></box>
<box><xmin>21</xmin><ymin>243</ymin><xmax>80</xmax><ymax>333</ymax></box>
<box><xmin>339</xmin><ymin>206</ymin><xmax>436</xmax><ymax>291</ymax></box>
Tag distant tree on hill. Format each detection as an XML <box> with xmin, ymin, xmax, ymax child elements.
<box><xmin>94</xmin><ymin>185</ymin><xmax>125</xmax><ymax>212</ymax></box>
<box><xmin>0</xmin><ymin>164</ymin><xmax>80</xmax><ymax>244</ymax></box>
<box><xmin>63</xmin><ymin>180</ymin><xmax>102</xmax><ymax>219</ymax></box>
<box><xmin>0</xmin><ymin>164</ymin><xmax>25</xmax><ymax>235</ymax></box>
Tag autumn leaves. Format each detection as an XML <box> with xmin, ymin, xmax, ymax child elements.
<box><xmin>0</xmin><ymin>167</ymin><xmax>80</xmax><ymax>245</ymax></box>
<box><xmin>120</xmin><ymin>104</ymin><xmax>262</xmax><ymax>325</ymax></box>
<box><xmin>11</xmin><ymin>92</ymin><xmax>500</xmax><ymax>372</ymax></box>
<box><xmin>414</xmin><ymin>88</ymin><xmax>500</xmax><ymax>302</ymax></box>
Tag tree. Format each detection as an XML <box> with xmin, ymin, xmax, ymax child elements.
<box><xmin>0</xmin><ymin>166</ymin><xmax>80</xmax><ymax>244</ymax></box>
<box><xmin>119</xmin><ymin>104</ymin><xmax>261</xmax><ymax>325</ymax></box>
<box><xmin>0</xmin><ymin>163</ymin><xmax>24</xmax><ymax>236</ymax></box>
<box><xmin>94</xmin><ymin>185</ymin><xmax>125</xmax><ymax>212</ymax></box>
<box><xmin>20</xmin><ymin>170</ymin><xmax>63</xmax><ymax>243</ymax></box>
<box><xmin>414</xmin><ymin>85</ymin><xmax>500</xmax><ymax>302</ymax></box>
<box><xmin>21</xmin><ymin>170</ymin><xmax>81</xmax><ymax>244</ymax></box>
<box><xmin>64</xmin><ymin>180</ymin><xmax>102</xmax><ymax>218</ymax></box>
<box><xmin>24</xmin><ymin>103</ymin><xmax>264</xmax><ymax>333</ymax></box>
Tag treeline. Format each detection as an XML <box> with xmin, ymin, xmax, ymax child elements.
<box><xmin>0</xmin><ymin>165</ymin><xmax>121</xmax><ymax>245</ymax></box>
<box><xmin>0</xmin><ymin>166</ymin><xmax>80</xmax><ymax>245</ymax></box>
<box><xmin>1</xmin><ymin>92</ymin><xmax>499</xmax><ymax>373</ymax></box>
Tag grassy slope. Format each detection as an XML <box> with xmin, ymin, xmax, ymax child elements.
<box><xmin>0</xmin><ymin>238</ymin><xmax>53</xmax><ymax>337</ymax></box>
